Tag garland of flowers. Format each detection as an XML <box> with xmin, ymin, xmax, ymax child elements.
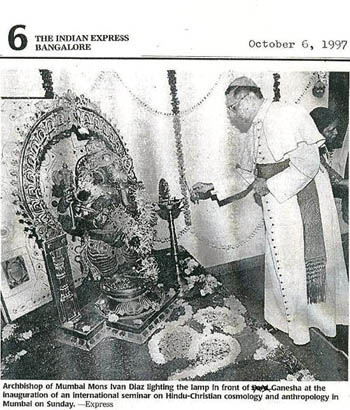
<box><xmin>253</xmin><ymin>327</ymin><xmax>281</xmax><ymax>360</ymax></box>
<box><xmin>295</xmin><ymin>79</ymin><xmax>313</xmax><ymax>104</ymax></box>
<box><xmin>179</xmin><ymin>256</ymin><xmax>221</xmax><ymax>296</ymax></box>
<box><xmin>193</xmin><ymin>306</ymin><xmax>246</xmax><ymax>335</ymax></box>
<box><xmin>295</xmin><ymin>72</ymin><xmax>329</xmax><ymax>104</ymax></box>
<box><xmin>273</xmin><ymin>73</ymin><xmax>281</xmax><ymax>102</ymax></box>
<box><xmin>39</xmin><ymin>69</ymin><xmax>54</xmax><ymax>98</ymax></box>
<box><xmin>148</xmin><ymin>324</ymin><xmax>199</xmax><ymax>365</ymax></box>
<box><xmin>92</xmin><ymin>71</ymin><xmax>224</xmax><ymax>118</ymax></box>
<box><xmin>169</xmin><ymin>333</ymin><xmax>241</xmax><ymax>381</ymax></box>
<box><xmin>281</xmin><ymin>369</ymin><xmax>316</xmax><ymax>381</ymax></box>
<box><xmin>155</xmin><ymin>219</ymin><xmax>264</xmax><ymax>250</ymax></box>
<box><xmin>189</xmin><ymin>221</ymin><xmax>264</xmax><ymax>251</ymax></box>
<box><xmin>167</xmin><ymin>70</ymin><xmax>191</xmax><ymax>227</ymax></box>
<box><xmin>148</xmin><ymin>300</ymin><xmax>243</xmax><ymax>380</ymax></box>
<box><xmin>171</xmin><ymin>300</ymin><xmax>194</xmax><ymax>326</ymax></box>
<box><xmin>224</xmin><ymin>294</ymin><xmax>247</xmax><ymax>315</ymax></box>
<box><xmin>145</xmin><ymin>281</ymin><xmax>318</xmax><ymax>381</ymax></box>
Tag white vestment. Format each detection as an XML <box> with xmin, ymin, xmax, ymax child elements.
<box><xmin>215</xmin><ymin>101</ymin><xmax>349</xmax><ymax>345</ymax></box>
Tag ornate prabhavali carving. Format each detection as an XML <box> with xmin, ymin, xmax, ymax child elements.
<box><xmin>17</xmin><ymin>91</ymin><xmax>137</xmax><ymax>244</ymax></box>
<box><xmin>15</xmin><ymin>91</ymin><xmax>138</xmax><ymax>325</ymax></box>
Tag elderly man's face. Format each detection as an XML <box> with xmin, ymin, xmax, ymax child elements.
<box><xmin>225</xmin><ymin>91</ymin><xmax>256</xmax><ymax>133</ymax></box>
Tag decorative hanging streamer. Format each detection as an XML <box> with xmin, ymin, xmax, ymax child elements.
<box><xmin>92</xmin><ymin>71</ymin><xmax>225</xmax><ymax>118</ymax></box>
<box><xmin>189</xmin><ymin>221</ymin><xmax>264</xmax><ymax>251</ymax></box>
<box><xmin>155</xmin><ymin>220</ymin><xmax>264</xmax><ymax>249</ymax></box>
<box><xmin>167</xmin><ymin>70</ymin><xmax>191</xmax><ymax>227</ymax></box>
<box><xmin>295</xmin><ymin>72</ymin><xmax>329</xmax><ymax>104</ymax></box>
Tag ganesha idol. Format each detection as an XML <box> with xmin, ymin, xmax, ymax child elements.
<box><xmin>51</xmin><ymin>137</ymin><xmax>163</xmax><ymax>319</ymax></box>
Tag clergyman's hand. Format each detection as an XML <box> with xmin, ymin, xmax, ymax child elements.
<box><xmin>191</xmin><ymin>182</ymin><xmax>214</xmax><ymax>203</ymax></box>
<box><xmin>252</xmin><ymin>178</ymin><xmax>270</xmax><ymax>196</ymax></box>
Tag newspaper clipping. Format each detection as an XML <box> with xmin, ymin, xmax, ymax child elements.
<box><xmin>1</xmin><ymin>1</ymin><xmax>349</xmax><ymax>409</ymax></box>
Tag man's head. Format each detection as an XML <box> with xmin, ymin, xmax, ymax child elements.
<box><xmin>225</xmin><ymin>77</ymin><xmax>264</xmax><ymax>132</ymax></box>
<box><xmin>310</xmin><ymin>107</ymin><xmax>341</xmax><ymax>149</ymax></box>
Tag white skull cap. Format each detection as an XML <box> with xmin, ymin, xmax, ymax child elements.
<box><xmin>228</xmin><ymin>76</ymin><xmax>259</xmax><ymax>89</ymax></box>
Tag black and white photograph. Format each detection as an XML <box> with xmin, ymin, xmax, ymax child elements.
<box><xmin>1</xmin><ymin>67</ymin><xmax>348</xmax><ymax>384</ymax></box>
<box><xmin>0</xmin><ymin>1</ymin><xmax>349</xmax><ymax>408</ymax></box>
<box><xmin>2</xmin><ymin>256</ymin><xmax>30</xmax><ymax>290</ymax></box>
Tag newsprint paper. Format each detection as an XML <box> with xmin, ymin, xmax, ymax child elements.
<box><xmin>0</xmin><ymin>1</ymin><xmax>349</xmax><ymax>410</ymax></box>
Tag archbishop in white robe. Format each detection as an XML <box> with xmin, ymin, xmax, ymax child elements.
<box><xmin>214</xmin><ymin>101</ymin><xmax>349</xmax><ymax>345</ymax></box>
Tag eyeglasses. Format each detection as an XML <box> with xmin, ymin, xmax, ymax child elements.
<box><xmin>227</xmin><ymin>94</ymin><xmax>248</xmax><ymax>113</ymax></box>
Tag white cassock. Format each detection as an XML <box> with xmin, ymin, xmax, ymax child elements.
<box><xmin>214</xmin><ymin>100</ymin><xmax>349</xmax><ymax>345</ymax></box>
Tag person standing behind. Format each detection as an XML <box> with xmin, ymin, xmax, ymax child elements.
<box><xmin>191</xmin><ymin>77</ymin><xmax>349</xmax><ymax>345</ymax></box>
<box><xmin>310</xmin><ymin>107</ymin><xmax>348</xmax><ymax>225</ymax></box>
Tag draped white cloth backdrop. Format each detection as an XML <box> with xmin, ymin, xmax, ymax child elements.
<box><xmin>1</xmin><ymin>67</ymin><xmax>329</xmax><ymax>267</ymax></box>
<box><xmin>54</xmin><ymin>67</ymin><xmax>329</xmax><ymax>266</ymax></box>
<box><xmin>85</xmin><ymin>68</ymin><xmax>271</xmax><ymax>265</ymax></box>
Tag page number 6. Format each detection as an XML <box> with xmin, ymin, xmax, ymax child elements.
<box><xmin>8</xmin><ymin>25</ymin><xmax>28</xmax><ymax>50</ymax></box>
